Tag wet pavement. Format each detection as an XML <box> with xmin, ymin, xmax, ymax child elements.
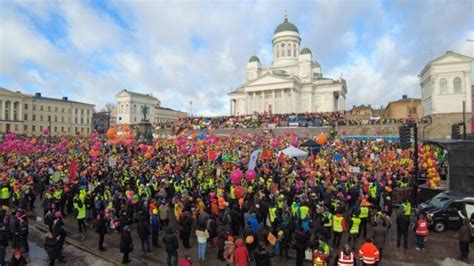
<box><xmin>26</xmin><ymin>205</ymin><xmax>473</xmax><ymax>266</ymax></box>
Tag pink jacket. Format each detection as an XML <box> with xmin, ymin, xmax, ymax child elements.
<box><xmin>234</xmin><ymin>239</ymin><xmax>250</xmax><ymax>266</ymax></box>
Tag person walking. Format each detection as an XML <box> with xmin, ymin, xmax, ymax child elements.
<box><xmin>120</xmin><ymin>226</ymin><xmax>133</xmax><ymax>264</ymax></box>
<box><xmin>179</xmin><ymin>211</ymin><xmax>193</xmax><ymax>249</ymax></box>
<box><xmin>294</xmin><ymin>227</ymin><xmax>308</xmax><ymax>266</ymax></box>
<box><xmin>371</xmin><ymin>221</ymin><xmax>388</xmax><ymax>261</ymax></box>
<box><xmin>137</xmin><ymin>216</ymin><xmax>151</xmax><ymax>254</ymax></box>
<box><xmin>96</xmin><ymin>213</ymin><xmax>108</xmax><ymax>252</ymax></box>
<box><xmin>0</xmin><ymin>224</ymin><xmax>8</xmax><ymax>266</ymax></box>
<box><xmin>396</xmin><ymin>208</ymin><xmax>409</xmax><ymax>249</ymax></box>
<box><xmin>358</xmin><ymin>238</ymin><xmax>380</xmax><ymax>266</ymax></box>
<box><xmin>195</xmin><ymin>224</ymin><xmax>210</xmax><ymax>261</ymax></box>
<box><xmin>163</xmin><ymin>227</ymin><xmax>179</xmax><ymax>266</ymax></box>
<box><xmin>74</xmin><ymin>199</ymin><xmax>87</xmax><ymax>238</ymax></box>
<box><xmin>332</xmin><ymin>209</ymin><xmax>346</xmax><ymax>249</ymax></box>
<box><xmin>234</xmin><ymin>239</ymin><xmax>250</xmax><ymax>266</ymax></box>
<box><xmin>151</xmin><ymin>209</ymin><xmax>161</xmax><ymax>248</ymax></box>
<box><xmin>312</xmin><ymin>246</ymin><xmax>327</xmax><ymax>266</ymax></box>
<box><xmin>458</xmin><ymin>217</ymin><xmax>471</xmax><ymax>261</ymax></box>
<box><xmin>44</xmin><ymin>232</ymin><xmax>61</xmax><ymax>266</ymax></box>
<box><xmin>337</xmin><ymin>244</ymin><xmax>355</xmax><ymax>266</ymax></box>
<box><xmin>9</xmin><ymin>249</ymin><xmax>29</xmax><ymax>266</ymax></box>
<box><xmin>254</xmin><ymin>241</ymin><xmax>274</xmax><ymax>266</ymax></box>
<box><xmin>348</xmin><ymin>212</ymin><xmax>361</xmax><ymax>249</ymax></box>
<box><xmin>414</xmin><ymin>215</ymin><xmax>428</xmax><ymax>251</ymax></box>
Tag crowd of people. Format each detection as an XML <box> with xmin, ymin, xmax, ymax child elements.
<box><xmin>154</xmin><ymin>112</ymin><xmax>430</xmax><ymax>132</ymax></box>
<box><xmin>0</xmin><ymin>130</ymin><xmax>469</xmax><ymax>266</ymax></box>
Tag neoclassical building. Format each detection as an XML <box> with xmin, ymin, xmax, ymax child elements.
<box><xmin>0</xmin><ymin>87</ymin><xmax>94</xmax><ymax>136</ymax></box>
<box><xmin>419</xmin><ymin>51</ymin><xmax>472</xmax><ymax>116</ymax></box>
<box><xmin>228</xmin><ymin>14</ymin><xmax>347</xmax><ymax>115</ymax></box>
<box><xmin>116</xmin><ymin>89</ymin><xmax>186</xmax><ymax>125</ymax></box>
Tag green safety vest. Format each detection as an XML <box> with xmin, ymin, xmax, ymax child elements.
<box><xmin>269</xmin><ymin>207</ymin><xmax>277</xmax><ymax>223</ymax></box>
<box><xmin>76</xmin><ymin>205</ymin><xmax>86</xmax><ymax>220</ymax></box>
<box><xmin>53</xmin><ymin>190</ymin><xmax>62</xmax><ymax>200</ymax></box>
<box><xmin>333</xmin><ymin>215</ymin><xmax>344</xmax><ymax>233</ymax></box>
<box><xmin>350</xmin><ymin>217</ymin><xmax>361</xmax><ymax>234</ymax></box>
<box><xmin>402</xmin><ymin>202</ymin><xmax>411</xmax><ymax>216</ymax></box>
<box><xmin>230</xmin><ymin>186</ymin><xmax>236</xmax><ymax>200</ymax></box>
<box><xmin>151</xmin><ymin>182</ymin><xmax>158</xmax><ymax>191</ymax></box>
<box><xmin>291</xmin><ymin>202</ymin><xmax>299</xmax><ymax>217</ymax></box>
<box><xmin>359</xmin><ymin>207</ymin><xmax>369</xmax><ymax>218</ymax></box>
<box><xmin>0</xmin><ymin>187</ymin><xmax>9</xmax><ymax>200</ymax></box>
<box><xmin>369</xmin><ymin>185</ymin><xmax>377</xmax><ymax>199</ymax></box>
<box><xmin>299</xmin><ymin>206</ymin><xmax>309</xmax><ymax>220</ymax></box>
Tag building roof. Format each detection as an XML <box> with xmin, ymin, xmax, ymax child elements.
<box><xmin>419</xmin><ymin>50</ymin><xmax>474</xmax><ymax>77</ymax></box>
<box><xmin>249</xmin><ymin>55</ymin><xmax>260</xmax><ymax>63</ymax></box>
<box><xmin>385</xmin><ymin>96</ymin><xmax>421</xmax><ymax>110</ymax></box>
<box><xmin>116</xmin><ymin>89</ymin><xmax>159</xmax><ymax>101</ymax></box>
<box><xmin>351</xmin><ymin>104</ymin><xmax>373</xmax><ymax>110</ymax></box>
<box><xmin>274</xmin><ymin>16</ymin><xmax>299</xmax><ymax>34</ymax></box>
<box><xmin>0</xmin><ymin>87</ymin><xmax>94</xmax><ymax>106</ymax></box>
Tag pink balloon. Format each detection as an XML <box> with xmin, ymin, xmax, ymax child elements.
<box><xmin>180</xmin><ymin>147</ymin><xmax>187</xmax><ymax>154</ymax></box>
<box><xmin>291</xmin><ymin>139</ymin><xmax>299</xmax><ymax>147</ymax></box>
<box><xmin>246</xmin><ymin>169</ymin><xmax>256</xmax><ymax>181</ymax></box>
<box><xmin>189</xmin><ymin>146</ymin><xmax>197</xmax><ymax>154</ymax></box>
<box><xmin>231</xmin><ymin>169</ymin><xmax>243</xmax><ymax>184</ymax></box>
<box><xmin>271</xmin><ymin>140</ymin><xmax>279</xmax><ymax>148</ymax></box>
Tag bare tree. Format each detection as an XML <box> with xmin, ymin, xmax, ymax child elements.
<box><xmin>101</xmin><ymin>103</ymin><xmax>116</xmax><ymax>113</ymax></box>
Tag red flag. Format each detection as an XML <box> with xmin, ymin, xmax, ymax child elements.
<box><xmin>208</xmin><ymin>150</ymin><xmax>216</xmax><ymax>161</ymax></box>
<box><xmin>278</xmin><ymin>152</ymin><xmax>286</xmax><ymax>164</ymax></box>
<box><xmin>260</xmin><ymin>148</ymin><xmax>272</xmax><ymax>160</ymax></box>
<box><xmin>68</xmin><ymin>159</ymin><xmax>78</xmax><ymax>182</ymax></box>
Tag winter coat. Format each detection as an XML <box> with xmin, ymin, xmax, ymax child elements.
<box><xmin>137</xmin><ymin>219</ymin><xmax>151</xmax><ymax>240</ymax></box>
<box><xmin>179</xmin><ymin>214</ymin><xmax>193</xmax><ymax>234</ymax></box>
<box><xmin>371</xmin><ymin>225</ymin><xmax>388</xmax><ymax>249</ymax></box>
<box><xmin>178</xmin><ymin>258</ymin><xmax>192</xmax><ymax>266</ymax></box>
<box><xmin>195</xmin><ymin>229</ymin><xmax>209</xmax><ymax>244</ymax></box>
<box><xmin>150</xmin><ymin>215</ymin><xmax>160</xmax><ymax>232</ymax></box>
<box><xmin>120</xmin><ymin>230</ymin><xmax>133</xmax><ymax>253</ymax></box>
<box><xmin>44</xmin><ymin>236</ymin><xmax>61</xmax><ymax>259</ymax></box>
<box><xmin>396</xmin><ymin>213</ymin><xmax>410</xmax><ymax>233</ymax></box>
<box><xmin>234</xmin><ymin>239</ymin><xmax>250</xmax><ymax>266</ymax></box>
<box><xmin>96</xmin><ymin>216</ymin><xmax>108</xmax><ymax>235</ymax></box>
<box><xmin>254</xmin><ymin>245</ymin><xmax>273</xmax><ymax>266</ymax></box>
<box><xmin>0</xmin><ymin>228</ymin><xmax>9</xmax><ymax>247</ymax></box>
<box><xmin>224</xmin><ymin>240</ymin><xmax>235</xmax><ymax>265</ymax></box>
<box><xmin>458</xmin><ymin>221</ymin><xmax>471</xmax><ymax>243</ymax></box>
<box><xmin>162</xmin><ymin>228</ymin><xmax>179</xmax><ymax>252</ymax></box>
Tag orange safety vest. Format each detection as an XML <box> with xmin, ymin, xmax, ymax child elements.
<box><xmin>416</xmin><ymin>219</ymin><xmax>428</xmax><ymax>236</ymax></box>
<box><xmin>312</xmin><ymin>251</ymin><xmax>326</xmax><ymax>266</ymax></box>
<box><xmin>337</xmin><ymin>251</ymin><xmax>354</xmax><ymax>266</ymax></box>
<box><xmin>359</xmin><ymin>242</ymin><xmax>379</xmax><ymax>265</ymax></box>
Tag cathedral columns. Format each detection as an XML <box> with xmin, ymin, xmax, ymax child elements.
<box><xmin>281</xmin><ymin>90</ymin><xmax>286</xmax><ymax>113</ymax></box>
<box><xmin>253</xmin><ymin>92</ymin><xmax>256</xmax><ymax>114</ymax></box>
<box><xmin>272</xmin><ymin>91</ymin><xmax>275</xmax><ymax>114</ymax></box>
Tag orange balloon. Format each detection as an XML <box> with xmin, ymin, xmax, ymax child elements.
<box><xmin>144</xmin><ymin>152</ymin><xmax>152</xmax><ymax>160</ymax></box>
<box><xmin>106</xmin><ymin>128</ymin><xmax>117</xmax><ymax>139</ymax></box>
<box><xmin>316</xmin><ymin>133</ymin><xmax>328</xmax><ymax>145</ymax></box>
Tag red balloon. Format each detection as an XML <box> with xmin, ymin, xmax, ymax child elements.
<box><xmin>234</xmin><ymin>186</ymin><xmax>245</xmax><ymax>199</ymax></box>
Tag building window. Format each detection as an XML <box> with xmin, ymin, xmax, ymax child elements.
<box><xmin>282</xmin><ymin>50</ymin><xmax>285</xmax><ymax>57</ymax></box>
<box><xmin>81</xmin><ymin>118</ymin><xmax>84</xmax><ymax>124</ymax></box>
<box><xmin>408</xmin><ymin>107</ymin><xmax>417</xmax><ymax>114</ymax></box>
<box><xmin>75</xmin><ymin>118</ymin><xmax>78</xmax><ymax>124</ymax></box>
<box><xmin>40</xmin><ymin>115</ymin><xmax>43</xmax><ymax>122</ymax></box>
<box><xmin>24</xmin><ymin>104</ymin><xmax>28</xmax><ymax>110</ymax></box>
<box><xmin>55</xmin><ymin>107</ymin><xmax>58</xmax><ymax>112</ymax></box>
<box><xmin>33</xmin><ymin>105</ymin><xmax>36</xmax><ymax>111</ymax></box>
<box><xmin>40</xmin><ymin>126</ymin><xmax>43</xmax><ymax>131</ymax></box>
<box><xmin>61</xmin><ymin>127</ymin><xmax>64</xmax><ymax>132</ymax></box>
<box><xmin>48</xmin><ymin>106</ymin><xmax>51</xmax><ymax>112</ymax></box>
<box><xmin>87</xmin><ymin>128</ymin><xmax>90</xmax><ymax>133</ymax></box>
<box><xmin>54</xmin><ymin>116</ymin><xmax>57</xmax><ymax>122</ymax></box>
<box><xmin>75</xmin><ymin>109</ymin><xmax>78</xmax><ymax>114</ymax></box>
<box><xmin>14</xmin><ymin>125</ymin><xmax>18</xmax><ymax>131</ymax></box>
<box><xmin>293</xmin><ymin>49</ymin><xmax>296</xmax><ymax>56</ymax></box>
<box><xmin>288</xmin><ymin>49</ymin><xmax>291</xmax><ymax>56</ymax></box>
<box><xmin>134</xmin><ymin>117</ymin><xmax>137</xmax><ymax>122</ymax></box>
<box><xmin>62</xmin><ymin>108</ymin><xmax>64</xmax><ymax>113</ymax></box>
<box><xmin>276</xmin><ymin>50</ymin><xmax>279</xmax><ymax>58</ymax></box>
<box><xmin>68</xmin><ymin>127</ymin><xmax>71</xmax><ymax>133</ymax></box>
<box><xmin>32</xmin><ymin>115</ymin><xmax>36</xmax><ymax>121</ymax></box>
<box><xmin>48</xmin><ymin>115</ymin><xmax>51</xmax><ymax>122</ymax></box>
<box><xmin>81</xmin><ymin>109</ymin><xmax>84</xmax><ymax>115</ymax></box>
<box><xmin>281</xmin><ymin>43</ymin><xmax>285</xmax><ymax>48</ymax></box>
<box><xmin>40</xmin><ymin>106</ymin><xmax>43</xmax><ymax>111</ymax></box>
<box><xmin>453</xmin><ymin>77</ymin><xmax>462</xmax><ymax>93</ymax></box>
<box><xmin>61</xmin><ymin>116</ymin><xmax>64</xmax><ymax>123</ymax></box>
<box><xmin>439</xmin><ymin>78</ymin><xmax>448</xmax><ymax>94</ymax></box>
<box><xmin>133</xmin><ymin>104</ymin><xmax>137</xmax><ymax>113</ymax></box>
<box><xmin>54</xmin><ymin>126</ymin><xmax>57</xmax><ymax>132</ymax></box>
<box><xmin>87</xmin><ymin>110</ymin><xmax>90</xmax><ymax>115</ymax></box>
<box><xmin>24</xmin><ymin>114</ymin><xmax>28</xmax><ymax>120</ymax></box>
<box><xmin>32</xmin><ymin>125</ymin><xmax>36</xmax><ymax>132</ymax></box>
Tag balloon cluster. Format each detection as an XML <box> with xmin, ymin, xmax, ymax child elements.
<box><xmin>418</xmin><ymin>144</ymin><xmax>441</xmax><ymax>188</ymax></box>
<box><xmin>315</xmin><ymin>133</ymin><xmax>328</xmax><ymax>145</ymax></box>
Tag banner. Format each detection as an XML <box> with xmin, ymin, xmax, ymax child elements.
<box><xmin>248</xmin><ymin>149</ymin><xmax>262</xmax><ymax>170</ymax></box>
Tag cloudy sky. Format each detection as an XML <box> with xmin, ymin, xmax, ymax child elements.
<box><xmin>1</xmin><ymin>0</ymin><xmax>473</xmax><ymax>115</ymax></box>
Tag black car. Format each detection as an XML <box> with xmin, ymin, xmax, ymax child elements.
<box><xmin>418</xmin><ymin>191</ymin><xmax>474</xmax><ymax>235</ymax></box>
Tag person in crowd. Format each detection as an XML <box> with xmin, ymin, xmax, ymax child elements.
<box><xmin>120</xmin><ymin>225</ymin><xmax>133</xmax><ymax>264</ymax></box>
<box><xmin>0</xmin><ymin>223</ymin><xmax>8</xmax><ymax>266</ymax></box>
<box><xmin>195</xmin><ymin>224</ymin><xmax>210</xmax><ymax>262</ymax></box>
<box><xmin>458</xmin><ymin>217</ymin><xmax>471</xmax><ymax>261</ymax></box>
<box><xmin>254</xmin><ymin>241</ymin><xmax>274</xmax><ymax>266</ymax></box>
<box><xmin>150</xmin><ymin>208</ymin><xmax>161</xmax><ymax>248</ymax></box>
<box><xmin>234</xmin><ymin>238</ymin><xmax>250</xmax><ymax>266</ymax></box>
<box><xmin>44</xmin><ymin>232</ymin><xmax>61</xmax><ymax>266</ymax></box>
<box><xmin>332</xmin><ymin>209</ymin><xmax>346</xmax><ymax>249</ymax></box>
<box><xmin>96</xmin><ymin>212</ymin><xmax>108</xmax><ymax>251</ymax></box>
<box><xmin>414</xmin><ymin>214</ymin><xmax>428</xmax><ymax>251</ymax></box>
<box><xmin>9</xmin><ymin>249</ymin><xmax>29</xmax><ymax>266</ymax></box>
<box><xmin>163</xmin><ymin>227</ymin><xmax>179</xmax><ymax>266</ymax></box>
<box><xmin>179</xmin><ymin>211</ymin><xmax>194</xmax><ymax>249</ymax></box>
<box><xmin>52</xmin><ymin>213</ymin><xmax>66</xmax><ymax>263</ymax></box>
<box><xmin>336</xmin><ymin>244</ymin><xmax>355</xmax><ymax>266</ymax></box>
<box><xmin>371</xmin><ymin>221</ymin><xmax>388</xmax><ymax>261</ymax></box>
<box><xmin>178</xmin><ymin>254</ymin><xmax>192</xmax><ymax>266</ymax></box>
<box><xmin>294</xmin><ymin>227</ymin><xmax>309</xmax><ymax>266</ymax></box>
<box><xmin>137</xmin><ymin>216</ymin><xmax>151</xmax><ymax>254</ymax></box>
<box><xmin>396</xmin><ymin>208</ymin><xmax>410</xmax><ymax>249</ymax></box>
<box><xmin>312</xmin><ymin>246</ymin><xmax>327</xmax><ymax>266</ymax></box>
<box><xmin>358</xmin><ymin>238</ymin><xmax>380</xmax><ymax>266</ymax></box>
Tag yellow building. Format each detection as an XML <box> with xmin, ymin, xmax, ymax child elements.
<box><xmin>350</xmin><ymin>104</ymin><xmax>373</xmax><ymax>116</ymax></box>
<box><xmin>0</xmin><ymin>87</ymin><xmax>95</xmax><ymax>136</ymax></box>
<box><xmin>385</xmin><ymin>95</ymin><xmax>421</xmax><ymax>120</ymax></box>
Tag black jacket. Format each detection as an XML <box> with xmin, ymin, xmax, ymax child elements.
<box><xmin>120</xmin><ymin>231</ymin><xmax>133</xmax><ymax>253</ymax></box>
<box><xmin>44</xmin><ymin>237</ymin><xmax>61</xmax><ymax>259</ymax></box>
<box><xmin>396</xmin><ymin>213</ymin><xmax>410</xmax><ymax>233</ymax></box>
<box><xmin>96</xmin><ymin>216</ymin><xmax>108</xmax><ymax>235</ymax></box>
<box><xmin>162</xmin><ymin>229</ymin><xmax>179</xmax><ymax>252</ymax></box>
<box><xmin>254</xmin><ymin>246</ymin><xmax>274</xmax><ymax>266</ymax></box>
<box><xmin>137</xmin><ymin>219</ymin><xmax>151</xmax><ymax>240</ymax></box>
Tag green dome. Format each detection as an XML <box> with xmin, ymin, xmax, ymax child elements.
<box><xmin>300</xmin><ymin>47</ymin><xmax>312</xmax><ymax>55</ymax></box>
<box><xmin>312</xmin><ymin>61</ymin><xmax>321</xmax><ymax>68</ymax></box>
<box><xmin>274</xmin><ymin>17</ymin><xmax>299</xmax><ymax>34</ymax></box>
<box><xmin>249</xmin><ymin>55</ymin><xmax>260</xmax><ymax>63</ymax></box>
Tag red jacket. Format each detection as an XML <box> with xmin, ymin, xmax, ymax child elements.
<box><xmin>178</xmin><ymin>258</ymin><xmax>192</xmax><ymax>266</ymax></box>
<box><xmin>359</xmin><ymin>242</ymin><xmax>380</xmax><ymax>265</ymax></box>
<box><xmin>234</xmin><ymin>239</ymin><xmax>250</xmax><ymax>266</ymax></box>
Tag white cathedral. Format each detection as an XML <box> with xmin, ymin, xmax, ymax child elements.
<box><xmin>228</xmin><ymin>14</ymin><xmax>347</xmax><ymax>115</ymax></box>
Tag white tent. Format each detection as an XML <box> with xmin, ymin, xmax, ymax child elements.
<box><xmin>279</xmin><ymin>145</ymin><xmax>308</xmax><ymax>159</ymax></box>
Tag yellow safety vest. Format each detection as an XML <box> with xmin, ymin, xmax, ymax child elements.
<box><xmin>333</xmin><ymin>215</ymin><xmax>344</xmax><ymax>233</ymax></box>
<box><xmin>269</xmin><ymin>207</ymin><xmax>277</xmax><ymax>223</ymax></box>
<box><xmin>0</xmin><ymin>187</ymin><xmax>9</xmax><ymax>200</ymax></box>
<box><xmin>323</xmin><ymin>213</ymin><xmax>333</xmax><ymax>227</ymax></box>
<box><xmin>402</xmin><ymin>202</ymin><xmax>411</xmax><ymax>216</ymax></box>
<box><xmin>299</xmin><ymin>206</ymin><xmax>309</xmax><ymax>220</ymax></box>
<box><xmin>350</xmin><ymin>217</ymin><xmax>361</xmax><ymax>234</ymax></box>
<box><xmin>76</xmin><ymin>205</ymin><xmax>86</xmax><ymax>220</ymax></box>
<box><xmin>359</xmin><ymin>207</ymin><xmax>369</xmax><ymax>218</ymax></box>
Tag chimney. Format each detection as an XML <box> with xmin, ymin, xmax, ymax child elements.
<box><xmin>402</xmin><ymin>95</ymin><xmax>407</xmax><ymax>99</ymax></box>
<box><xmin>62</xmin><ymin>97</ymin><xmax>68</xmax><ymax>101</ymax></box>
<box><xmin>35</xmin><ymin>92</ymin><xmax>41</xmax><ymax>97</ymax></box>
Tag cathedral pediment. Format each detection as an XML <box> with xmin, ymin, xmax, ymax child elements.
<box><xmin>245</xmin><ymin>73</ymin><xmax>294</xmax><ymax>87</ymax></box>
